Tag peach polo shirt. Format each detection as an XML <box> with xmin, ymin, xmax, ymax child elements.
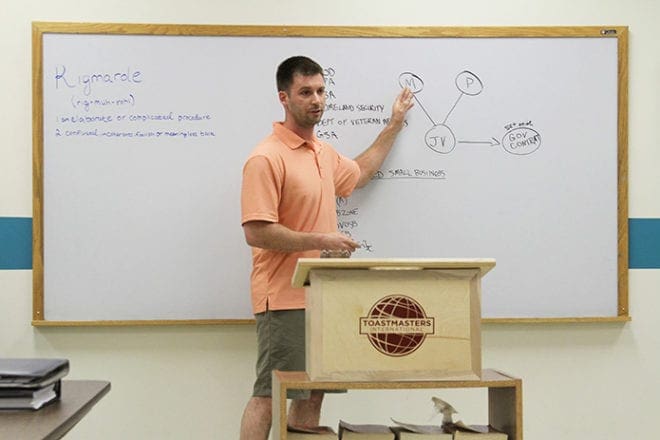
<box><xmin>241</xmin><ymin>122</ymin><xmax>360</xmax><ymax>314</ymax></box>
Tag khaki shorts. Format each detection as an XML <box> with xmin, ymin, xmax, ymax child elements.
<box><xmin>253</xmin><ymin>309</ymin><xmax>309</xmax><ymax>400</ymax></box>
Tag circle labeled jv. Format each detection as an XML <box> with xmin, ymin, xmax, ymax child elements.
<box><xmin>425</xmin><ymin>124</ymin><xmax>456</xmax><ymax>154</ymax></box>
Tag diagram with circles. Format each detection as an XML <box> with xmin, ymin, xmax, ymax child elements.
<box><xmin>398</xmin><ymin>71</ymin><xmax>542</xmax><ymax>156</ymax></box>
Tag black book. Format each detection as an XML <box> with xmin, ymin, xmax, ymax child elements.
<box><xmin>0</xmin><ymin>358</ymin><xmax>69</xmax><ymax>410</ymax></box>
<box><xmin>0</xmin><ymin>381</ymin><xmax>61</xmax><ymax>410</ymax></box>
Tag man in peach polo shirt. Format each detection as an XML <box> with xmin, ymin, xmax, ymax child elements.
<box><xmin>239</xmin><ymin>56</ymin><xmax>413</xmax><ymax>440</ymax></box>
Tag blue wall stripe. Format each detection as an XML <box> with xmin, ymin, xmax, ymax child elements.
<box><xmin>1</xmin><ymin>217</ymin><xmax>659</xmax><ymax>269</ymax></box>
<box><xmin>0</xmin><ymin>217</ymin><xmax>32</xmax><ymax>270</ymax></box>
<box><xmin>629</xmin><ymin>218</ymin><xmax>660</xmax><ymax>269</ymax></box>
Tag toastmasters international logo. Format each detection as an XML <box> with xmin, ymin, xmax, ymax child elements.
<box><xmin>359</xmin><ymin>295</ymin><xmax>435</xmax><ymax>357</ymax></box>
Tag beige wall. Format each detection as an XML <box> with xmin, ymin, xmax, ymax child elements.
<box><xmin>2</xmin><ymin>1</ymin><xmax>659</xmax><ymax>438</ymax></box>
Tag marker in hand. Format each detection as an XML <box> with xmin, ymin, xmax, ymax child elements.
<box><xmin>320</xmin><ymin>249</ymin><xmax>353</xmax><ymax>258</ymax></box>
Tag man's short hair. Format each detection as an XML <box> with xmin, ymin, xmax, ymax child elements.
<box><xmin>276</xmin><ymin>56</ymin><xmax>324</xmax><ymax>92</ymax></box>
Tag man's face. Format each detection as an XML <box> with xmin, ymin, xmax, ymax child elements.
<box><xmin>280</xmin><ymin>73</ymin><xmax>326</xmax><ymax>129</ymax></box>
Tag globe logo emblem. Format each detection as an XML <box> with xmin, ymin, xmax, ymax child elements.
<box><xmin>359</xmin><ymin>295</ymin><xmax>435</xmax><ymax>357</ymax></box>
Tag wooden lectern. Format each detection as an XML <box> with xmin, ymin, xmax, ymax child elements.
<box><xmin>292</xmin><ymin>258</ymin><xmax>495</xmax><ymax>382</ymax></box>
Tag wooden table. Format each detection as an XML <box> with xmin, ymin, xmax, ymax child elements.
<box><xmin>0</xmin><ymin>380</ymin><xmax>111</xmax><ymax>440</ymax></box>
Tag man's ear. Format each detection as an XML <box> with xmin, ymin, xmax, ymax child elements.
<box><xmin>278</xmin><ymin>90</ymin><xmax>288</xmax><ymax>106</ymax></box>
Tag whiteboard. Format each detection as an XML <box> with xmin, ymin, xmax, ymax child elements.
<box><xmin>32</xmin><ymin>24</ymin><xmax>628</xmax><ymax>323</ymax></box>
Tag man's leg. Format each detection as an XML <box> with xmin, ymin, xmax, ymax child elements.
<box><xmin>288</xmin><ymin>390</ymin><xmax>324</xmax><ymax>428</ymax></box>
<box><xmin>243</xmin><ymin>309</ymin><xmax>309</xmax><ymax>439</ymax></box>
<box><xmin>240</xmin><ymin>396</ymin><xmax>272</xmax><ymax>440</ymax></box>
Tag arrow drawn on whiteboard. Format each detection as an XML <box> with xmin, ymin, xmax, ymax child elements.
<box><xmin>458</xmin><ymin>137</ymin><xmax>500</xmax><ymax>147</ymax></box>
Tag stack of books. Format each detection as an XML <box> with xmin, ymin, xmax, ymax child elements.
<box><xmin>389</xmin><ymin>420</ymin><xmax>507</xmax><ymax>440</ymax></box>
<box><xmin>0</xmin><ymin>358</ymin><xmax>69</xmax><ymax>410</ymax></box>
<box><xmin>390</xmin><ymin>419</ymin><xmax>452</xmax><ymax>439</ymax></box>
<box><xmin>286</xmin><ymin>420</ymin><xmax>507</xmax><ymax>439</ymax></box>
<box><xmin>450</xmin><ymin>425</ymin><xmax>507</xmax><ymax>439</ymax></box>
<box><xmin>288</xmin><ymin>425</ymin><xmax>338</xmax><ymax>439</ymax></box>
<box><xmin>339</xmin><ymin>420</ymin><xmax>395</xmax><ymax>439</ymax></box>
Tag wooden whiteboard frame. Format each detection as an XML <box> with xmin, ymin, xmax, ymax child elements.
<box><xmin>32</xmin><ymin>22</ymin><xmax>629</xmax><ymax>326</ymax></box>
